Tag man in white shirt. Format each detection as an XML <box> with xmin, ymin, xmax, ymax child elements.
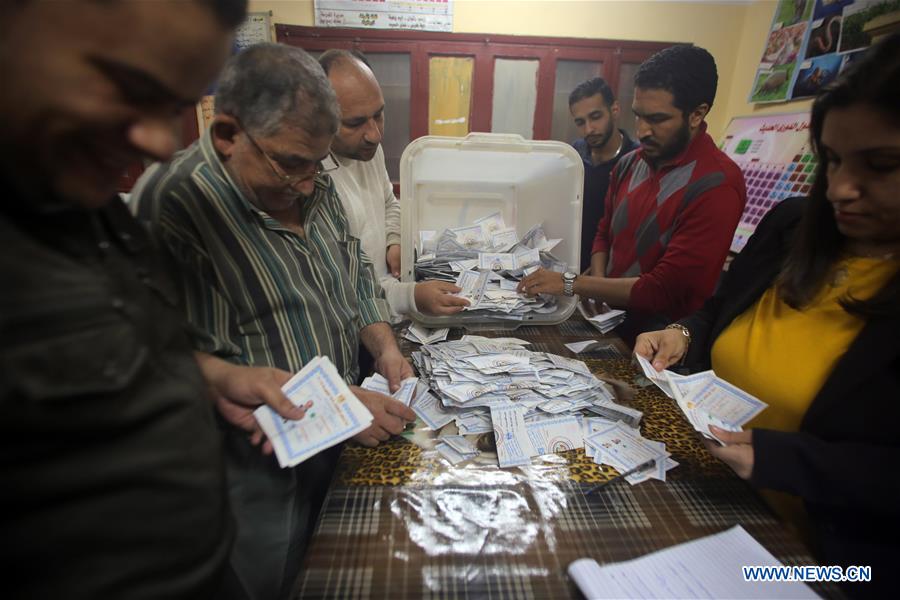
<box><xmin>321</xmin><ymin>50</ymin><xmax>468</xmax><ymax>320</ymax></box>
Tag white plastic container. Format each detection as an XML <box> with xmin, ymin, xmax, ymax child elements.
<box><xmin>400</xmin><ymin>133</ymin><xmax>584</xmax><ymax>329</ymax></box>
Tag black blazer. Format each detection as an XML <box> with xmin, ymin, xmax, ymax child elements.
<box><xmin>680</xmin><ymin>197</ymin><xmax>900</xmax><ymax>595</ymax></box>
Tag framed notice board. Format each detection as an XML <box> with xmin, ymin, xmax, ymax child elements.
<box><xmin>719</xmin><ymin>112</ymin><xmax>818</xmax><ymax>253</ymax></box>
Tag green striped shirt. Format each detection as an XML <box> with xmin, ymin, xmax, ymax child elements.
<box><xmin>132</xmin><ymin>132</ymin><xmax>390</xmax><ymax>384</ymax></box>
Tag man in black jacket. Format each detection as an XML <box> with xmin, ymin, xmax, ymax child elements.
<box><xmin>0</xmin><ymin>2</ymin><xmax>305</xmax><ymax>598</ymax></box>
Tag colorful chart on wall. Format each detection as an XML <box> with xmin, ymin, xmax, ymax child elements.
<box><xmin>719</xmin><ymin>112</ymin><xmax>817</xmax><ymax>253</ymax></box>
<box><xmin>749</xmin><ymin>0</ymin><xmax>892</xmax><ymax>104</ymax></box>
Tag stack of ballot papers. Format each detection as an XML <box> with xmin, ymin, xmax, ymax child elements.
<box><xmin>578</xmin><ymin>301</ymin><xmax>626</xmax><ymax>333</ymax></box>
<box><xmin>414</xmin><ymin>214</ymin><xmax>569</xmax><ymax>320</ymax></box>
<box><xmin>584</xmin><ymin>419</ymin><xmax>677</xmax><ymax>484</ymax></box>
<box><xmin>359</xmin><ymin>372</ymin><xmax>419</xmax><ymax>406</ymax></box>
<box><xmin>409</xmin><ymin>337</ymin><xmax>649</xmax><ymax>469</ymax></box>
<box><xmin>635</xmin><ymin>354</ymin><xmax>768</xmax><ymax>443</ymax></box>
<box><xmin>254</xmin><ymin>356</ymin><xmax>374</xmax><ymax>468</ymax></box>
<box><xmin>403</xmin><ymin>323</ymin><xmax>449</xmax><ymax>345</ymax></box>
<box><xmin>568</xmin><ymin>525</ymin><xmax>819</xmax><ymax>599</ymax></box>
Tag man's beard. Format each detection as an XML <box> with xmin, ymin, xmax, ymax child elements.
<box><xmin>641</xmin><ymin>119</ymin><xmax>691</xmax><ymax>167</ymax></box>
<box><xmin>586</xmin><ymin>120</ymin><xmax>615</xmax><ymax>150</ymax></box>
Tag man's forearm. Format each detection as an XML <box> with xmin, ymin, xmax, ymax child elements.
<box><xmin>194</xmin><ymin>351</ymin><xmax>230</xmax><ymax>389</ymax></box>
<box><xmin>359</xmin><ymin>322</ymin><xmax>401</xmax><ymax>359</ymax></box>
<box><xmin>573</xmin><ymin>275</ymin><xmax>638</xmax><ymax>308</ymax></box>
<box><xmin>589</xmin><ymin>251</ymin><xmax>608</xmax><ymax>277</ymax></box>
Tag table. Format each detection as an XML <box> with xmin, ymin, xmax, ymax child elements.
<box><xmin>292</xmin><ymin>317</ymin><xmax>835</xmax><ymax>599</ymax></box>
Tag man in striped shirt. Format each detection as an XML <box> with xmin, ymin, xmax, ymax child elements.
<box><xmin>133</xmin><ymin>44</ymin><xmax>415</xmax><ymax>600</ymax></box>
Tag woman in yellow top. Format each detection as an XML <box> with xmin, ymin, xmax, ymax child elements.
<box><xmin>636</xmin><ymin>33</ymin><xmax>900</xmax><ymax>600</ymax></box>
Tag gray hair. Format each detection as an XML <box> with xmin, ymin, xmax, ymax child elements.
<box><xmin>215</xmin><ymin>43</ymin><xmax>339</xmax><ymax>138</ymax></box>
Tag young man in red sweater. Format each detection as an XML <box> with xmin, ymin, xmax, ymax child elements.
<box><xmin>520</xmin><ymin>45</ymin><xmax>746</xmax><ymax>343</ymax></box>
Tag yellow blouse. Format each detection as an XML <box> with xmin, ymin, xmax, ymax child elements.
<box><xmin>712</xmin><ymin>257</ymin><xmax>899</xmax><ymax>433</ymax></box>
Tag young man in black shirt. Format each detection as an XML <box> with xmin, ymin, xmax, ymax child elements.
<box><xmin>569</xmin><ymin>77</ymin><xmax>638</xmax><ymax>273</ymax></box>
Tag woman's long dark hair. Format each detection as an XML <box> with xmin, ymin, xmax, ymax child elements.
<box><xmin>778</xmin><ymin>32</ymin><xmax>900</xmax><ymax>318</ymax></box>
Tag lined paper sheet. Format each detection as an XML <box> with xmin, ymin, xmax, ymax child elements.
<box><xmin>568</xmin><ymin>525</ymin><xmax>820</xmax><ymax>599</ymax></box>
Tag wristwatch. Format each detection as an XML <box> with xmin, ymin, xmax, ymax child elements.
<box><xmin>562</xmin><ymin>271</ymin><xmax>578</xmax><ymax>297</ymax></box>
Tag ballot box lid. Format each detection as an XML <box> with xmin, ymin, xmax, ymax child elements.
<box><xmin>400</xmin><ymin>132</ymin><xmax>584</xmax><ymax>329</ymax></box>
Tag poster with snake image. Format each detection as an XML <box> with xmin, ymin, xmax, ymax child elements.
<box><xmin>749</xmin><ymin>0</ymin><xmax>886</xmax><ymax>103</ymax></box>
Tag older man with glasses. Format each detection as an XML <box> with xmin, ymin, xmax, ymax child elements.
<box><xmin>131</xmin><ymin>43</ymin><xmax>416</xmax><ymax>600</ymax></box>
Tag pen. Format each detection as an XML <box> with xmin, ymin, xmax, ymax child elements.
<box><xmin>585</xmin><ymin>458</ymin><xmax>658</xmax><ymax>495</ymax></box>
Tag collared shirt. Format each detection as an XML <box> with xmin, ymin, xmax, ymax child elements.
<box><xmin>592</xmin><ymin>122</ymin><xmax>747</xmax><ymax>322</ymax></box>
<box><xmin>330</xmin><ymin>145</ymin><xmax>417</xmax><ymax>320</ymax></box>
<box><xmin>1</xmin><ymin>193</ymin><xmax>232</xmax><ymax>598</ymax></box>
<box><xmin>132</xmin><ymin>132</ymin><xmax>390</xmax><ymax>385</ymax></box>
<box><xmin>573</xmin><ymin>129</ymin><xmax>638</xmax><ymax>272</ymax></box>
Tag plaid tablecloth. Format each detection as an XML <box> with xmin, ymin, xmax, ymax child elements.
<box><xmin>292</xmin><ymin>318</ymin><xmax>836</xmax><ymax>599</ymax></box>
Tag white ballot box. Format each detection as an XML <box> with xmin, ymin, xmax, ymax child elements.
<box><xmin>400</xmin><ymin>133</ymin><xmax>584</xmax><ymax>329</ymax></box>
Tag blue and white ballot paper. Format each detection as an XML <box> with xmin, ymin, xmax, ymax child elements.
<box><xmin>254</xmin><ymin>356</ymin><xmax>373</xmax><ymax>468</ymax></box>
<box><xmin>634</xmin><ymin>353</ymin><xmax>767</xmax><ymax>443</ymax></box>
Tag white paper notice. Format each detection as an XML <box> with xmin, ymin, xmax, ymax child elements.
<box><xmin>568</xmin><ymin>525</ymin><xmax>819</xmax><ymax>599</ymax></box>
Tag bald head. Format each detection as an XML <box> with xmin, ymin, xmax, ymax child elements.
<box><xmin>321</xmin><ymin>51</ymin><xmax>385</xmax><ymax>162</ymax></box>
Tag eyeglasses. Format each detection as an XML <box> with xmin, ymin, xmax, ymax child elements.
<box><xmin>240</xmin><ymin>122</ymin><xmax>339</xmax><ymax>186</ymax></box>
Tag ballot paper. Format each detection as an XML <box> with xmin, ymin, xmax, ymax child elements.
<box><xmin>478</xmin><ymin>252</ymin><xmax>518</xmax><ymax>271</ymax></box>
<box><xmin>586</xmin><ymin>397</ymin><xmax>643</xmax><ymax>428</ymax></box>
<box><xmin>564</xmin><ymin>340</ymin><xmax>625</xmax><ymax>359</ymax></box>
<box><xmin>491</xmin><ymin>228</ymin><xmax>518</xmax><ymax>252</ymax></box>
<box><xmin>439</xmin><ymin>434</ymin><xmax>480</xmax><ymax>456</ymax></box>
<box><xmin>578</xmin><ymin>301</ymin><xmax>626</xmax><ymax>333</ymax></box>
<box><xmin>359</xmin><ymin>373</ymin><xmax>419</xmax><ymax>406</ymax></box>
<box><xmin>404</xmin><ymin>323</ymin><xmax>450</xmax><ymax>345</ymax></box>
<box><xmin>513</xmin><ymin>246</ymin><xmax>541</xmax><ymax>268</ymax></box>
<box><xmin>491</xmin><ymin>405</ymin><xmax>536</xmax><ymax>467</ymax></box>
<box><xmin>582</xmin><ymin>417</ymin><xmax>616</xmax><ymax>459</ymax></box>
<box><xmin>254</xmin><ymin>356</ymin><xmax>373</xmax><ymax>468</ymax></box>
<box><xmin>526</xmin><ymin>415</ymin><xmax>583</xmax><ymax>455</ymax></box>
<box><xmin>412</xmin><ymin>389</ymin><xmax>456</xmax><ymax>430</ymax></box>
<box><xmin>635</xmin><ymin>354</ymin><xmax>768</xmax><ymax>442</ymax></box>
<box><xmin>460</xmin><ymin>335</ymin><xmax>530</xmax><ymax>346</ymax></box>
<box><xmin>585</xmin><ymin>421</ymin><xmax>672</xmax><ymax>484</ymax></box>
<box><xmin>419</xmin><ymin>230</ymin><xmax>437</xmax><ymax>254</ymax></box>
<box><xmin>434</xmin><ymin>441</ymin><xmax>477</xmax><ymax>465</ymax></box>
<box><xmin>410</xmin><ymin>338</ymin><xmax>646</xmax><ymax>469</ymax></box>
<box><xmin>414</xmin><ymin>219</ymin><xmax>569</xmax><ymax>319</ymax></box>
<box><xmin>455</xmin><ymin>269</ymin><xmax>489</xmax><ymax>308</ymax></box>
<box><xmin>568</xmin><ymin>525</ymin><xmax>820</xmax><ymax>599</ymax></box>
<box><xmin>450</xmin><ymin>224</ymin><xmax>486</xmax><ymax>248</ymax></box>
<box><xmin>474</xmin><ymin>211</ymin><xmax>507</xmax><ymax>236</ymax></box>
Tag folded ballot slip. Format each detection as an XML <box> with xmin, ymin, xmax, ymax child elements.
<box><xmin>578</xmin><ymin>301</ymin><xmax>626</xmax><ymax>333</ymax></box>
<box><xmin>403</xmin><ymin>323</ymin><xmax>450</xmax><ymax>345</ymax></box>
<box><xmin>254</xmin><ymin>356</ymin><xmax>374</xmax><ymax>468</ymax></box>
<box><xmin>634</xmin><ymin>354</ymin><xmax>767</xmax><ymax>443</ymax></box>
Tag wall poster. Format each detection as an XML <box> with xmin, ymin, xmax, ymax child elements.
<box><xmin>749</xmin><ymin>0</ymin><xmax>894</xmax><ymax>104</ymax></box>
